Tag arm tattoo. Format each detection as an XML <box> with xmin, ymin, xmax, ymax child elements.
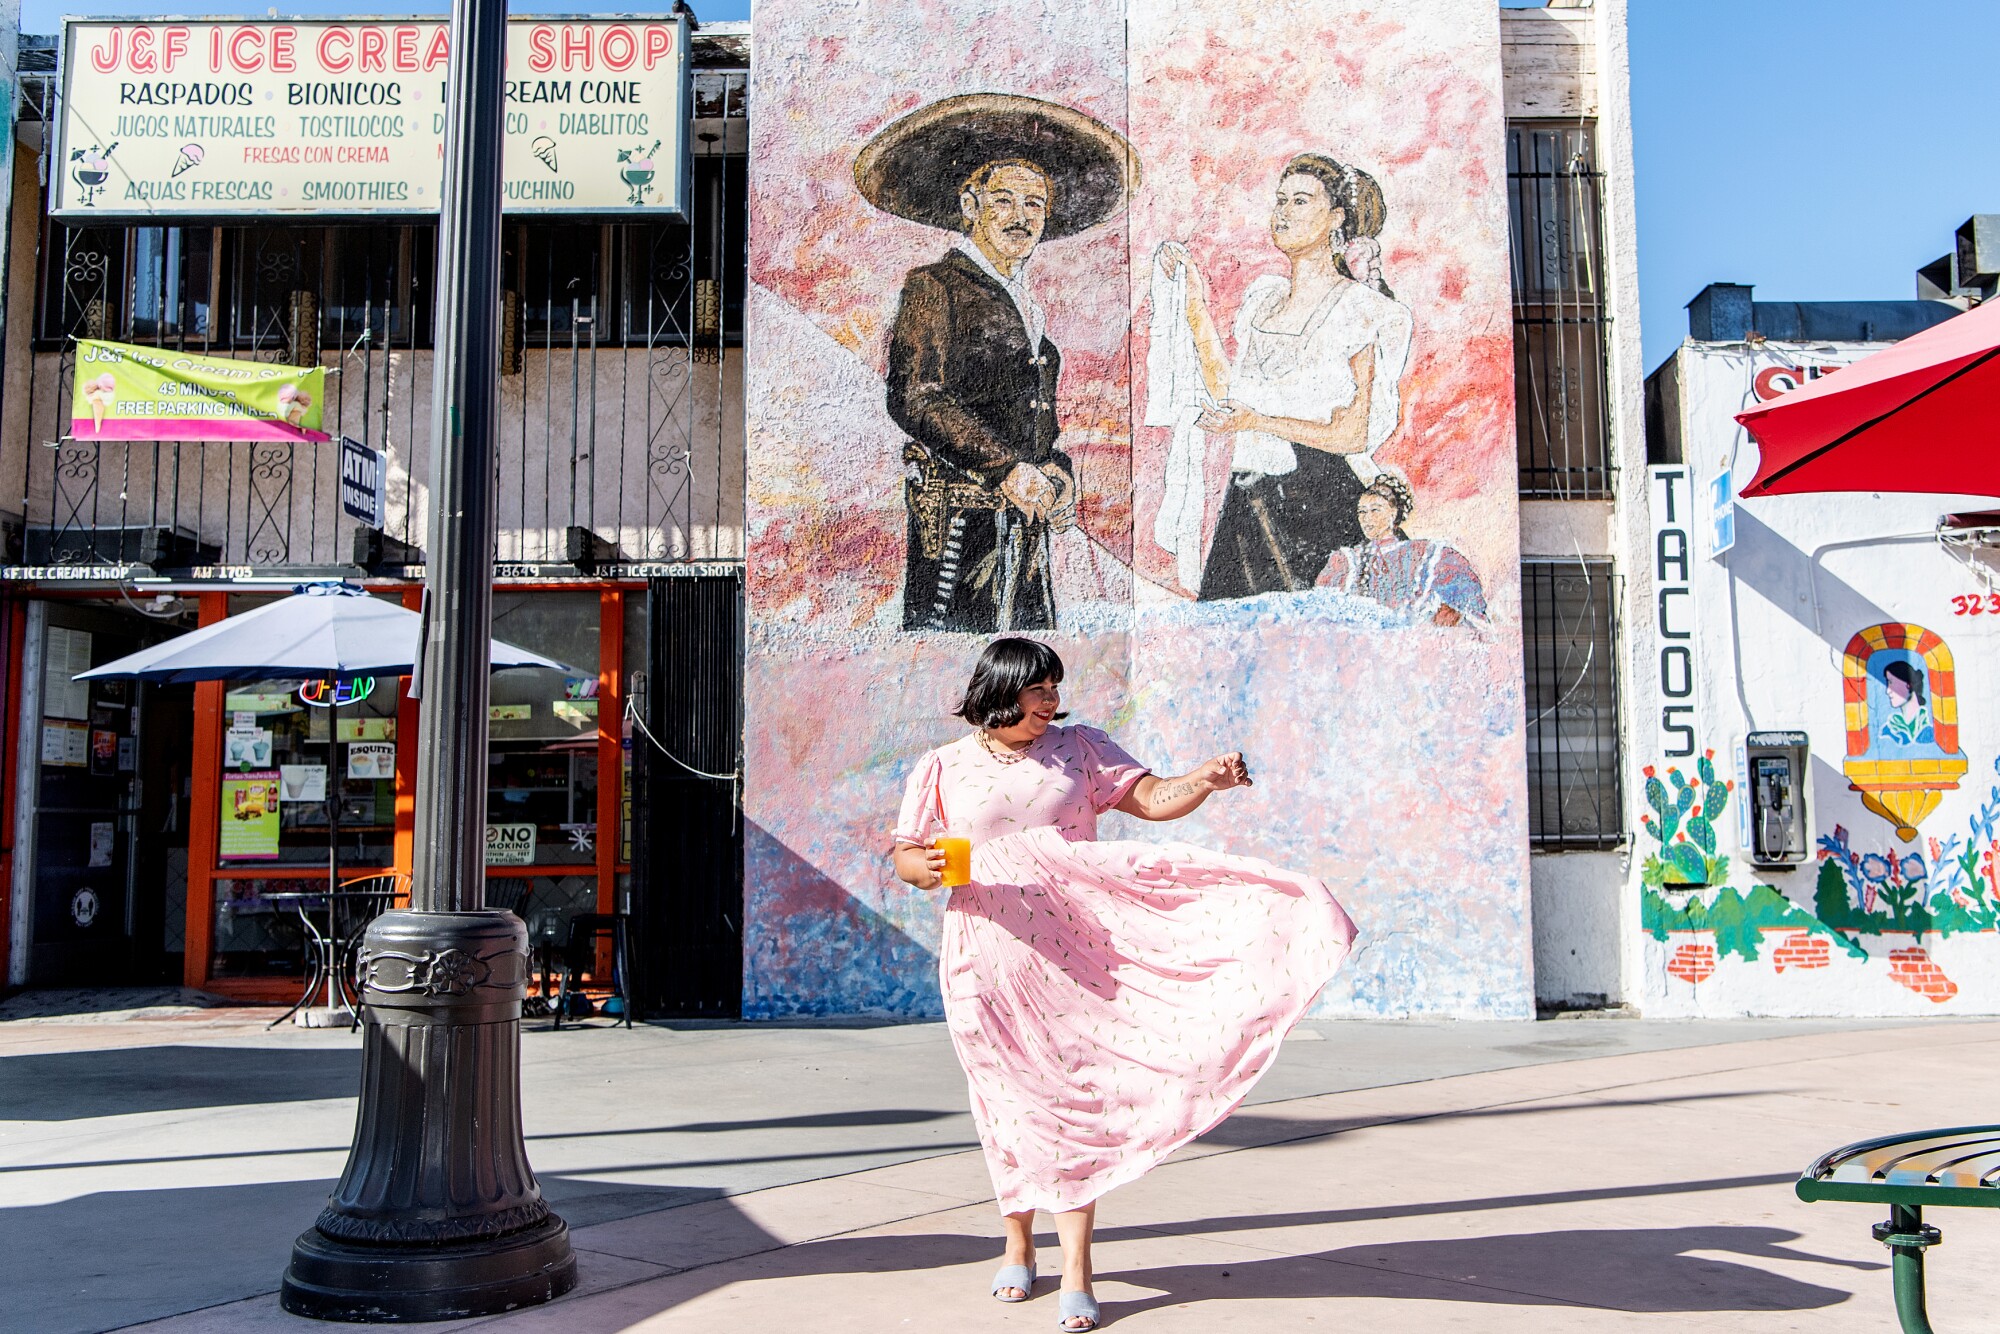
<box><xmin>1151</xmin><ymin>779</ymin><xmax>1198</xmax><ymax>808</ymax></box>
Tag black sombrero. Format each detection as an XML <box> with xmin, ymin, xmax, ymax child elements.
<box><xmin>855</xmin><ymin>93</ymin><xmax>1139</xmax><ymax>241</ymax></box>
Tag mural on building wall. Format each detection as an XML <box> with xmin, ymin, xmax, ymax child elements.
<box><xmin>745</xmin><ymin>0</ymin><xmax>1529</xmax><ymax>1018</ymax></box>
<box><xmin>1642</xmin><ymin>748</ymin><xmax>2000</xmax><ymax>1006</ymax></box>
<box><xmin>1842</xmin><ymin>622</ymin><xmax>1969</xmax><ymax>841</ymax></box>
<box><xmin>859</xmin><ymin>94</ymin><xmax>1136</xmax><ymax>632</ymax></box>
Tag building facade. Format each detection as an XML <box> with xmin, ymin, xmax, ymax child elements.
<box><xmin>0</xmin><ymin>20</ymin><xmax>750</xmax><ymax>1013</ymax></box>
<box><xmin>1629</xmin><ymin>277</ymin><xmax>2000</xmax><ymax>1015</ymax></box>
<box><xmin>741</xmin><ymin>0</ymin><xmax>1642</xmax><ymax>1019</ymax></box>
<box><xmin>0</xmin><ymin>2</ymin><xmax>1676</xmax><ymax>1021</ymax></box>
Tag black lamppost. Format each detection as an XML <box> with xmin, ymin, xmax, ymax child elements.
<box><xmin>278</xmin><ymin>0</ymin><xmax>578</xmax><ymax>1317</ymax></box>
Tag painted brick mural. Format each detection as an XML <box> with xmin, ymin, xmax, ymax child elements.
<box><xmin>744</xmin><ymin>0</ymin><xmax>1532</xmax><ymax>1018</ymax></box>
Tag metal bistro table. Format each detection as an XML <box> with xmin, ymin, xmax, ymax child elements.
<box><xmin>263</xmin><ymin>878</ymin><xmax>404</xmax><ymax>1029</ymax></box>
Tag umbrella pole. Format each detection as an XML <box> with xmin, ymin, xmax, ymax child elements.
<box><xmin>281</xmin><ymin>0</ymin><xmax>574</xmax><ymax>1316</ymax></box>
<box><xmin>326</xmin><ymin>690</ymin><xmax>340</xmax><ymax>1011</ymax></box>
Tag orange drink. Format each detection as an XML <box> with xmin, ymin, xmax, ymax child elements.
<box><xmin>936</xmin><ymin>837</ymin><xmax>972</xmax><ymax>887</ymax></box>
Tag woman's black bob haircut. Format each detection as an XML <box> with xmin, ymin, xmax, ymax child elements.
<box><xmin>954</xmin><ymin>637</ymin><xmax>1069</xmax><ymax>729</ymax></box>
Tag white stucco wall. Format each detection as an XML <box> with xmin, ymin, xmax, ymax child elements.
<box><xmin>1631</xmin><ymin>340</ymin><xmax>2000</xmax><ymax>1016</ymax></box>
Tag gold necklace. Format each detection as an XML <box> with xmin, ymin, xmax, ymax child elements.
<box><xmin>980</xmin><ymin>730</ymin><xmax>1029</xmax><ymax>765</ymax></box>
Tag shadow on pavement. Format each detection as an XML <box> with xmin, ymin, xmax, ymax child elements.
<box><xmin>1092</xmin><ymin>1225</ymin><xmax>1871</xmax><ymax>1320</ymax></box>
<box><xmin>1206</xmin><ymin>1089</ymin><xmax>1759</xmax><ymax>1148</ymax></box>
<box><xmin>4</xmin><ymin>1165</ymin><xmax>1882</xmax><ymax>1332</ymax></box>
<box><xmin>0</xmin><ymin>1045</ymin><xmax>364</xmax><ymax>1120</ymax></box>
<box><xmin>546</xmin><ymin>1221</ymin><xmax>1873</xmax><ymax>1329</ymax></box>
<box><xmin>4</xmin><ymin>1174</ymin><xmax>724</xmax><ymax>1334</ymax></box>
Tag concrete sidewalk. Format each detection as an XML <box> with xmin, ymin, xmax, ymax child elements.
<box><xmin>6</xmin><ymin>996</ymin><xmax>1998</xmax><ymax>1332</ymax></box>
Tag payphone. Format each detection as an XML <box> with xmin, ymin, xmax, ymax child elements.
<box><xmin>1742</xmin><ymin>730</ymin><xmax>1809</xmax><ymax>869</ymax></box>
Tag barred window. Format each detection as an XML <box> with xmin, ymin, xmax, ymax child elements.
<box><xmin>1508</xmin><ymin>121</ymin><xmax>1612</xmax><ymax>498</ymax></box>
<box><xmin>1524</xmin><ymin>559</ymin><xmax>1624</xmax><ymax>848</ymax></box>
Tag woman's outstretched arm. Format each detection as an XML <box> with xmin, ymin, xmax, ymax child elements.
<box><xmin>1116</xmin><ymin>753</ymin><xmax>1253</xmax><ymax>822</ymax></box>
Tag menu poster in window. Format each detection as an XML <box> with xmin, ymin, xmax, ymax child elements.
<box><xmin>348</xmin><ymin>743</ymin><xmax>395</xmax><ymax>781</ymax></box>
<box><xmin>42</xmin><ymin>627</ymin><xmax>92</xmax><ymax>720</ymax></box>
<box><xmin>225</xmin><ymin>727</ymin><xmax>274</xmax><ymax>769</ymax></box>
<box><xmin>42</xmin><ymin>720</ymin><xmax>89</xmax><ymax>767</ymax></box>
<box><xmin>88</xmin><ymin>821</ymin><xmax>115</xmax><ymax>868</ymax></box>
<box><xmin>219</xmin><ymin>772</ymin><xmax>281</xmax><ymax>859</ymax></box>
<box><xmin>90</xmin><ymin>729</ymin><xmax>118</xmax><ymax>776</ymax></box>
<box><xmin>336</xmin><ymin>717</ymin><xmax>395</xmax><ymax>743</ymax></box>
<box><xmin>279</xmin><ymin>764</ymin><xmax>328</xmax><ymax>803</ymax></box>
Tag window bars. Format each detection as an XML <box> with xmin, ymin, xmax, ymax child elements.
<box><xmin>15</xmin><ymin>69</ymin><xmax>749</xmax><ymax>576</ymax></box>
<box><xmin>1508</xmin><ymin>121</ymin><xmax>1613</xmax><ymax>500</ymax></box>
<box><xmin>1522</xmin><ymin>558</ymin><xmax>1625</xmax><ymax>849</ymax></box>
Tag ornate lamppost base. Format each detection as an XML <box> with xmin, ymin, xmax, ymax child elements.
<box><xmin>281</xmin><ymin>1216</ymin><xmax>578</xmax><ymax>1322</ymax></box>
<box><xmin>282</xmin><ymin>909</ymin><xmax>576</xmax><ymax>1322</ymax></box>
<box><xmin>278</xmin><ymin>1224</ymin><xmax>572</xmax><ymax>1328</ymax></box>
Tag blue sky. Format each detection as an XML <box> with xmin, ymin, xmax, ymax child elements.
<box><xmin>26</xmin><ymin>1</ymin><xmax>1995</xmax><ymax>372</ymax></box>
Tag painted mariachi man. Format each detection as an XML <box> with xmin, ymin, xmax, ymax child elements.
<box><xmin>858</xmin><ymin>94</ymin><xmax>1136</xmax><ymax>631</ymax></box>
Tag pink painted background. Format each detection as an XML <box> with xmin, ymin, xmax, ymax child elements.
<box><xmin>745</xmin><ymin>0</ymin><xmax>1533</xmax><ymax>1018</ymax></box>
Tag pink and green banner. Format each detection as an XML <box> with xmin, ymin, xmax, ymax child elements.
<box><xmin>71</xmin><ymin>339</ymin><xmax>327</xmax><ymax>443</ymax></box>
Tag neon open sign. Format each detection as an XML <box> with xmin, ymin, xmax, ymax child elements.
<box><xmin>298</xmin><ymin>677</ymin><xmax>376</xmax><ymax>708</ymax></box>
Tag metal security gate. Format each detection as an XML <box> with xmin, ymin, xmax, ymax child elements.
<box><xmin>630</xmin><ymin>573</ymin><xmax>743</xmax><ymax>1016</ymax></box>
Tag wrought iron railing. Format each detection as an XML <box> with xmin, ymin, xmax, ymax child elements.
<box><xmin>7</xmin><ymin>67</ymin><xmax>748</xmax><ymax>580</ymax></box>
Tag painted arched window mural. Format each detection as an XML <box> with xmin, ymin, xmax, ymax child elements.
<box><xmin>1843</xmin><ymin>623</ymin><xmax>1969</xmax><ymax>841</ymax></box>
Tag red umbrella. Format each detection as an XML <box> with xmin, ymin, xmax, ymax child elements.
<box><xmin>1736</xmin><ymin>298</ymin><xmax>2000</xmax><ymax>497</ymax></box>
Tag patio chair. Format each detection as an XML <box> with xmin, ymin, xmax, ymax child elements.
<box><xmin>552</xmin><ymin>912</ymin><xmax>637</xmax><ymax>1030</ymax></box>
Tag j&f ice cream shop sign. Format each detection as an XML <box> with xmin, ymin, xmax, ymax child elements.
<box><xmin>53</xmin><ymin>16</ymin><xmax>689</xmax><ymax>218</ymax></box>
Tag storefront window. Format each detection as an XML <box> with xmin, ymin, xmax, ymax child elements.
<box><xmin>488</xmin><ymin>593</ymin><xmax>601</xmax><ymax>868</ymax></box>
<box><xmin>213</xmin><ymin>671</ymin><xmax>402</xmax><ymax>869</ymax></box>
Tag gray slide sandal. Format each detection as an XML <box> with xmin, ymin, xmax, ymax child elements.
<box><xmin>991</xmin><ymin>1262</ymin><xmax>1036</xmax><ymax>1302</ymax></box>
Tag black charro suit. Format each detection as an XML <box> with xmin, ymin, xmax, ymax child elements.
<box><xmin>887</xmin><ymin>248</ymin><xmax>1073</xmax><ymax>632</ymax></box>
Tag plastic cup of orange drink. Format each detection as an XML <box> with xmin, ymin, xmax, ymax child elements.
<box><xmin>936</xmin><ymin>837</ymin><xmax>972</xmax><ymax>887</ymax></box>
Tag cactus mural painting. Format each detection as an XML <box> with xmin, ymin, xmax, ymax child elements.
<box><xmin>1640</xmin><ymin>749</ymin><xmax>1734</xmax><ymax>887</ymax></box>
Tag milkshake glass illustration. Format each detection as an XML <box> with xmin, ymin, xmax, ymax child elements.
<box><xmin>71</xmin><ymin>145</ymin><xmax>114</xmax><ymax>204</ymax></box>
<box><xmin>617</xmin><ymin>139</ymin><xmax>662</xmax><ymax>206</ymax></box>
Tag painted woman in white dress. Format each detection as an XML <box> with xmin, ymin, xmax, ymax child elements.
<box><xmin>1154</xmin><ymin>154</ymin><xmax>1414</xmax><ymax>600</ymax></box>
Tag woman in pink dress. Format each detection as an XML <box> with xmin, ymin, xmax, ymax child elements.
<box><xmin>892</xmin><ymin>637</ymin><xmax>1358</xmax><ymax>1331</ymax></box>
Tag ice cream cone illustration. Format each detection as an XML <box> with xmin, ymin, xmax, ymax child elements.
<box><xmin>171</xmin><ymin>143</ymin><xmax>205</xmax><ymax>178</ymax></box>
<box><xmin>276</xmin><ymin>384</ymin><xmax>312</xmax><ymax>427</ymax></box>
<box><xmin>531</xmin><ymin>136</ymin><xmax>558</xmax><ymax>173</ymax></box>
<box><xmin>83</xmin><ymin>372</ymin><xmax>117</xmax><ymax>430</ymax></box>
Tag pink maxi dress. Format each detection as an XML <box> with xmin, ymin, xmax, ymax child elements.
<box><xmin>894</xmin><ymin>724</ymin><xmax>1358</xmax><ymax>1214</ymax></box>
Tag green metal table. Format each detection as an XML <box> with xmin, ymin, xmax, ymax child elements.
<box><xmin>1797</xmin><ymin>1126</ymin><xmax>2000</xmax><ymax>1333</ymax></box>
